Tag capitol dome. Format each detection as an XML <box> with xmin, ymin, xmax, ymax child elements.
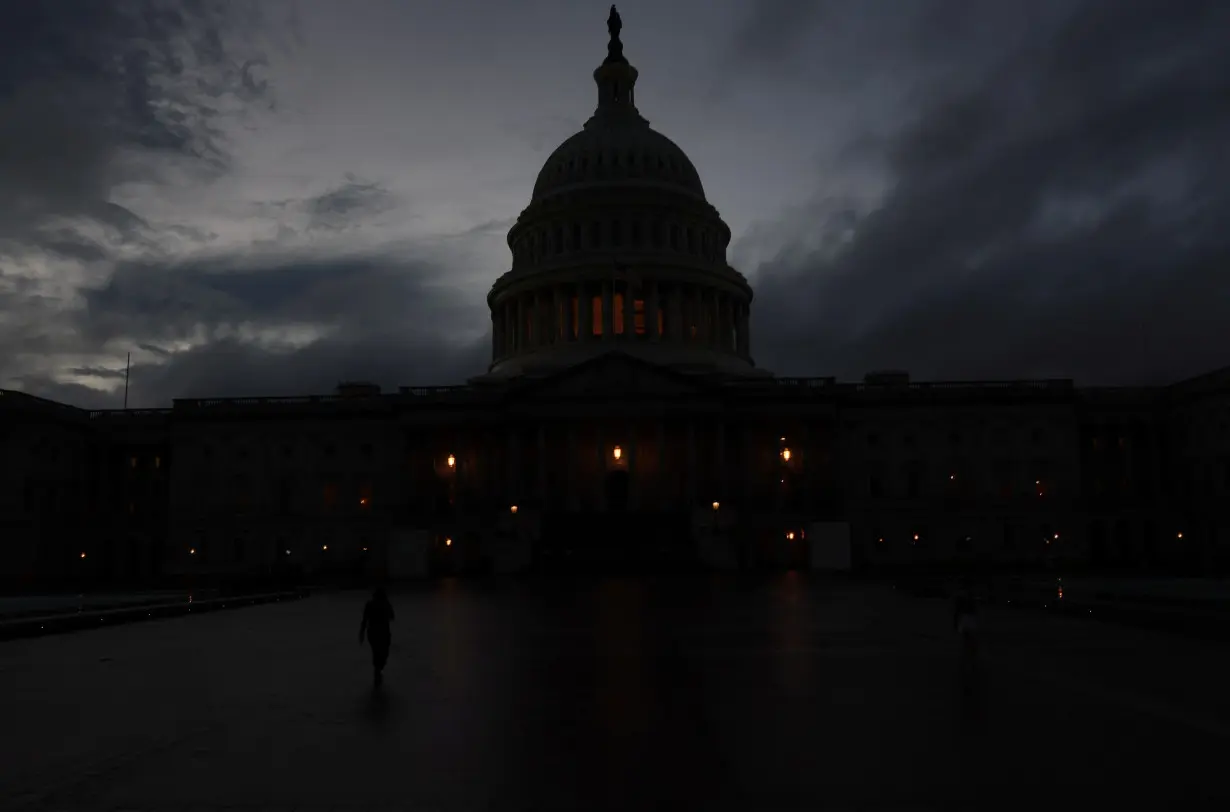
<box><xmin>482</xmin><ymin>7</ymin><xmax>760</xmax><ymax>380</ymax></box>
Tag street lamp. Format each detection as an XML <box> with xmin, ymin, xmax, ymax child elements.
<box><xmin>446</xmin><ymin>454</ymin><xmax>455</xmax><ymax>469</ymax></box>
<box><xmin>711</xmin><ymin>501</ymin><xmax>720</xmax><ymax>511</ymax></box>
<box><xmin>612</xmin><ymin>445</ymin><xmax>622</xmax><ymax>461</ymax></box>
<box><xmin>510</xmin><ymin>504</ymin><xmax>518</xmax><ymax>514</ymax></box>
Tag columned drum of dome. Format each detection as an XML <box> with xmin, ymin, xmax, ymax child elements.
<box><xmin>482</xmin><ymin>8</ymin><xmax>762</xmax><ymax>380</ymax></box>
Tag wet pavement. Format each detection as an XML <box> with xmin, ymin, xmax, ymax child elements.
<box><xmin>2</xmin><ymin>575</ymin><xmax>1228</xmax><ymax>810</ymax></box>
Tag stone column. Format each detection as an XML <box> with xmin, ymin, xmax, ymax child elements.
<box><xmin>670</xmin><ymin>286</ymin><xmax>684</xmax><ymax>341</ymax></box>
<box><xmin>552</xmin><ymin>287</ymin><xmax>563</xmax><ymax>345</ymax></box>
<box><xmin>515</xmin><ymin>296</ymin><xmax>525</xmax><ymax>353</ymax></box>
<box><xmin>656</xmin><ymin>421</ymin><xmax>667</xmax><ymax>509</ymax></box>
<box><xmin>537</xmin><ymin>424</ymin><xmax>547</xmax><ymax>505</ymax></box>
<box><xmin>602</xmin><ymin>282</ymin><xmax>613</xmax><ymax>341</ymax></box>
<box><xmin>507</xmin><ymin>428</ymin><xmax>520</xmax><ymax>502</ymax></box>
<box><xmin>627</xmin><ymin>421</ymin><xmax>637</xmax><ymax>509</ymax></box>
<box><xmin>648</xmin><ymin>280</ymin><xmax>660</xmax><ymax>341</ymax></box>
<box><xmin>567</xmin><ymin>423</ymin><xmax>578</xmax><ymax>510</ymax></box>
<box><xmin>623</xmin><ymin>282</ymin><xmax>635</xmax><ymax>340</ymax></box>
<box><xmin>596</xmin><ymin>425</ymin><xmax>605</xmax><ymax>509</ymax></box>
<box><xmin>578</xmin><ymin>282</ymin><xmax>591</xmax><ymax>342</ymax></box>
<box><xmin>686</xmin><ymin>422</ymin><xmax>697</xmax><ymax>506</ymax></box>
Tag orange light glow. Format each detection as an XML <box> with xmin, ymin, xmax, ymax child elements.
<box><xmin>510</xmin><ymin>505</ymin><xmax>518</xmax><ymax>514</ymax></box>
<box><xmin>612</xmin><ymin>445</ymin><xmax>622</xmax><ymax>460</ymax></box>
<box><xmin>80</xmin><ymin>552</ymin><xmax>86</xmax><ymax>559</ymax></box>
<box><xmin>711</xmin><ymin>501</ymin><xmax>720</xmax><ymax>510</ymax></box>
<box><xmin>446</xmin><ymin>454</ymin><xmax>455</xmax><ymax>468</ymax></box>
<box><xmin>189</xmin><ymin>548</ymin><xmax>196</xmax><ymax>555</ymax></box>
<box><xmin>781</xmin><ymin>448</ymin><xmax>792</xmax><ymax>462</ymax></box>
<box><xmin>359</xmin><ymin>497</ymin><xmax>369</xmax><ymax>507</ymax></box>
<box><xmin>786</xmin><ymin>531</ymin><xmax>795</xmax><ymax>541</ymax></box>
<box><xmin>445</xmin><ymin>537</ymin><xmax>452</xmax><ymax>547</ymax></box>
<box><xmin>877</xmin><ymin>537</ymin><xmax>884</xmax><ymax>544</ymax></box>
<box><xmin>322</xmin><ymin>544</ymin><xmax>328</xmax><ymax>551</ymax></box>
<box><xmin>913</xmin><ymin>533</ymin><xmax>919</xmax><ymax>541</ymax></box>
<box><xmin>1177</xmin><ymin>532</ymin><xmax>1184</xmax><ymax>539</ymax></box>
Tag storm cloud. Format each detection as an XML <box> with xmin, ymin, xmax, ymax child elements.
<box><xmin>1</xmin><ymin>0</ymin><xmax>1226</xmax><ymax>407</ymax></box>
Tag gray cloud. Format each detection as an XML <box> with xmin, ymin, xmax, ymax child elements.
<box><xmin>743</xmin><ymin>0</ymin><xmax>1230</xmax><ymax>384</ymax></box>
<box><xmin>4</xmin><ymin>0</ymin><xmax>1227</xmax><ymax>409</ymax></box>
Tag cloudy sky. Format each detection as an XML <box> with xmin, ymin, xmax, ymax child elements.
<box><xmin>2</xmin><ymin>0</ymin><xmax>1227</xmax><ymax>408</ymax></box>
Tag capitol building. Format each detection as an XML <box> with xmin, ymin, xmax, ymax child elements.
<box><xmin>2</xmin><ymin>10</ymin><xmax>1229</xmax><ymax>585</ymax></box>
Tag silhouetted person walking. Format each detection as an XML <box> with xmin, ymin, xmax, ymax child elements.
<box><xmin>359</xmin><ymin>587</ymin><xmax>395</xmax><ymax>686</ymax></box>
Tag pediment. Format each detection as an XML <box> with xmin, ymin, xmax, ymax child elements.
<box><xmin>509</xmin><ymin>353</ymin><xmax>706</xmax><ymax>401</ymax></box>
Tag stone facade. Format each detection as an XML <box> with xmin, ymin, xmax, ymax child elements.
<box><xmin>3</xmin><ymin>360</ymin><xmax>1230</xmax><ymax>584</ymax></box>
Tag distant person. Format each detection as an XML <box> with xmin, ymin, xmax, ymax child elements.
<box><xmin>359</xmin><ymin>587</ymin><xmax>395</xmax><ymax>686</ymax></box>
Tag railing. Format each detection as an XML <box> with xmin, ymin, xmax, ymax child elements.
<box><xmin>88</xmin><ymin>408</ymin><xmax>173</xmax><ymax>419</ymax></box>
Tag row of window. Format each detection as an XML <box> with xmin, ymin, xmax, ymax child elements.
<box><xmin>495</xmin><ymin>288</ymin><xmax>742</xmax><ymax>354</ymax></box>
<box><xmin>542</xmin><ymin>147</ymin><xmax>692</xmax><ymax>189</ymax></box>
<box><xmin>512</xmin><ymin>217</ymin><xmax>724</xmax><ymax>266</ymax></box>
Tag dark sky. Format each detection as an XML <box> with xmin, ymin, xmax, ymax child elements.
<box><xmin>1</xmin><ymin>0</ymin><xmax>1227</xmax><ymax>408</ymax></box>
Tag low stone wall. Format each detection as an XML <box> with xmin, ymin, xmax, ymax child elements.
<box><xmin>0</xmin><ymin>589</ymin><xmax>311</xmax><ymax>642</ymax></box>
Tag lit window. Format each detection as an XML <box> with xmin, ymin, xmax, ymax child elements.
<box><xmin>591</xmin><ymin>296</ymin><xmax>603</xmax><ymax>335</ymax></box>
<box><xmin>633</xmin><ymin>299</ymin><xmax>645</xmax><ymax>335</ymax></box>
<box><xmin>613</xmin><ymin>292</ymin><xmax>625</xmax><ymax>334</ymax></box>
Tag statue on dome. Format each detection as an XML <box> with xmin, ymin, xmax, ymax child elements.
<box><xmin>605</xmin><ymin>5</ymin><xmax>625</xmax><ymax>64</ymax></box>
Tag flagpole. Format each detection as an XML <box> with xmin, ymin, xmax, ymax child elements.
<box><xmin>123</xmin><ymin>352</ymin><xmax>131</xmax><ymax>410</ymax></box>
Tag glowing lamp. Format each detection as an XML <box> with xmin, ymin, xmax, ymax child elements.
<box><xmin>786</xmin><ymin>531</ymin><xmax>795</xmax><ymax>541</ymax></box>
<box><xmin>612</xmin><ymin>445</ymin><xmax>622</xmax><ymax>460</ymax></box>
<box><xmin>781</xmin><ymin>448</ymin><xmax>792</xmax><ymax>462</ymax></box>
<box><xmin>711</xmin><ymin>501</ymin><xmax>720</xmax><ymax>510</ymax></box>
<box><xmin>189</xmin><ymin>548</ymin><xmax>196</xmax><ymax>555</ymax></box>
<box><xmin>445</xmin><ymin>537</ymin><xmax>453</xmax><ymax>547</ymax></box>
<box><xmin>1177</xmin><ymin>531</ymin><xmax>1184</xmax><ymax>539</ymax></box>
<box><xmin>510</xmin><ymin>504</ymin><xmax>518</xmax><ymax>514</ymax></box>
<box><xmin>80</xmin><ymin>552</ymin><xmax>86</xmax><ymax>559</ymax></box>
<box><xmin>446</xmin><ymin>454</ymin><xmax>455</xmax><ymax>468</ymax></box>
<box><xmin>322</xmin><ymin>544</ymin><xmax>328</xmax><ymax>551</ymax></box>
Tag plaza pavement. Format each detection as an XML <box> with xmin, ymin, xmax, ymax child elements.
<box><xmin>2</xmin><ymin>575</ymin><xmax>1228</xmax><ymax>810</ymax></box>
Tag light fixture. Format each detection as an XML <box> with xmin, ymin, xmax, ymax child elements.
<box><xmin>877</xmin><ymin>537</ymin><xmax>884</xmax><ymax>544</ymax></box>
<box><xmin>189</xmin><ymin>548</ymin><xmax>196</xmax><ymax>555</ymax></box>
<box><xmin>1053</xmin><ymin>532</ymin><xmax>1059</xmax><ymax>540</ymax></box>
<box><xmin>447</xmin><ymin>454</ymin><xmax>455</xmax><ymax>468</ymax></box>
<box><xmin>779</xmin><ymin>436</ymin><xmax>786</xmax><ymax>442</ymax></box>
<box><xmin>1177</xmin><ymin>531</ymin><xmax>1184</xmax><ymax>539</ymax></box>
<box><xmin>613</xmin><ymin>445</ymin><xmax>622</xmax><ymax>460</ymax></box>
<box><xmin>786</xmin><ymin>531</ymin><xmax>795</xmax><ymax>541</ymax></box>
<box><xmin>80</xmin><ymin>552</ymin><xmax>87</xmax><ymax>559</ymax></box>
<box><xmin>362</xmin><ymin>546</ymin><xmax>368</xmax><ymax>552</ymax></box>
<box><xmin>285</xmin><ymin>549</ymin><xmax>291</xmax><ymax>555</ymax></box>
<box><xmin>445</xmin><ymin>537</ymin><xmax>453</xmax><ymax>547</ymax></box>
<box><xmin>781</xmin><ymin>448</ymin><xmax>792</xmax><ymax>461</ymax></box>
<box><xmin>949</xmin><ymin>474</ymin><xmax>956</xmax><ymax>481</ymax></box>
<box><xmin>322</xmin><ymin>544</ymin><xmax>328</xmax><ymax>551</ymax></box>
<box><xmin>711</xmin><ymin>501</ymin><xmax>720</xmax><ymax>510</ymax></box>
<box><xmin>913</xmin><ymin>533</ymin><xmax>919</xmax><ymax>541</ymax></box>
<box><xmin>510</xmin><ymin>504</ymin><xmax>518</xmax><ymax>514</ymax></box>
<box><xmin>359</xmin><ymin>497</ymin><xmax>369</xmax><ymax>507</ymax></box>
